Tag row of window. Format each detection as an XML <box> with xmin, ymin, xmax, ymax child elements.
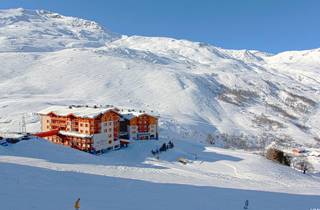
<box><xmin>139</xmin><ymin>125</ymin><xmax>149</xmax><ymax>129</ymax></box>
<box><xmin>132</xmin><ymin>129</ymin><xmax>156</xmax><ymax>134</ymax></box>
<box><xmin>47</xmin><ymin>119</ymin><xmax>66</xmax><ymax>124</ymax></box>
<box><xmin>104</xmin><ymin>122</ymin><xmax>114</xmax><ymax>126</ymax></box>
<box><xmin>79</xmin><ymin>129</ymin><xmax>90</xmax><ymax>134</ymax></box>
<box><xmin>104</xmin><ymin>128</ymin><xmax>113</xmax><ymax>133</ymax></box>
<box><xmin>79</xmin><ymin>123</ymin><xmax>90</xmax><ymax>127</ymax></box>
<box><xmin>50</xmin><ymin>125</ymin><xmax>66</xmax><ymax>130</ymax></box>
<box><xmin>70</xmin><ymin>138</ymin><xmax>92</xmax><ymax>144</ymax></box>
<box><xmin>76</xmin><ymin>143</ymin><xmax>91</xmax><ymax>148</ymax></box>
<box><xmin>138</xmin><ymin>120</ymin><xmax>148</xmax><ymax>124</ymax></box>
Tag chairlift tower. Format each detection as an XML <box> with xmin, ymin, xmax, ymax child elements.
<box><xmin>21</xmin><ymin>114</ymin><xmax>27</xmax><ymax>134</ymax></box>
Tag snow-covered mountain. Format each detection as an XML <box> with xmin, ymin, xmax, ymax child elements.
<box><xmin>0</xmin><ymin>8</ymin><xmax>320</xmax><ymax>210</ymax></box>
<box><xmin>0</xmin><ymin>8</ymin><xmax>119</xmax><ymax>52</ymax></box>
<box><xmin>0</xmin><ymin>8</ymin><xmax>319</xmax><ymax>150</ymax></box>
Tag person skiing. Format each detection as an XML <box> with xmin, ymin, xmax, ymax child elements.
<box><xmin>74</xmin><ymin>198</ymin><xmax>80</xmax><ymax>210</ymax></box>
<box><xmin>151</xmin><ymin>149</ymin><xmax>156</xmax><ymax>156</ymax></box>
<box><xmin>243</xmin><ymin>199</ymin><xmax>249</xmax><ymax>209</ymax></box>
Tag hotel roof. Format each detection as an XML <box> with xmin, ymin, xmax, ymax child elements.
<box><xmin>38</xmin><ymin>105</ymin><xmax>118</xmax><ymax>119</ymax></box>
<box><xmin>119</xmin><ymin>110</ymin><xmax>157</xmax><ymax>120</ymax></box>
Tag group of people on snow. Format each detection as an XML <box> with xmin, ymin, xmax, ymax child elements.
<box><xmin>151</xmin><ymin>141</ymin><xmax>174</xmax><ymax>156</ymax></box>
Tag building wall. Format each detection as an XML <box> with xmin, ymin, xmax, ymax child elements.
<box><xmin>92</xmin><ymin>133</ymin><xmax>111</xmax><ymax>151</ymax></box>
<box><xmin>101</xmin><ymin>111</ymin><xmax>120</xmax><ymax>146</ymax></box>
<box><xmin>149</xmin><ymin>124</ymin><xmax>157</xmax><ymax>139</ymax></box>
<box><xmin>148</xmin><ymin>116</ymin><xmax>158</xmax><ymax>139</ymax></box>
<box><xmin>128</xmin><ymin>125</ymin><xmax>138</xmax><ymax>140</ymax></box>
<box><xmin>39</xmin><ymin>110</ymin><xmax>121</xmax><ymax>152</ymax></box>
<box><xmin>89</xmin><ymin>111</ymin><xmax>121</xmax><ymax>150</ymax></box>
<box><xmin>40</xmin><ymin>115</ymin><xmax>51</xmax><ymax>132</ymax></box>
<box><xmin>128</xmin><ymin>114</ymin><xmax>158</xmax><ymax>140</ymax></box>
<box><xmin>47</xmin><ymin>114</ymin><xmax>68</xmax><ymax>131</ymax></box>
<box><xmin>39</xmin><ymin>109</ymin><xmax>159</xmax><ymax>151</ymax></box>
<box><xmin>120</xmin><ymin>120</ymin><xmax>129</xmax><ymax>135</ymax></box>
<box><xmin>78</xmin><ymin>118</ymin><xmax>92</xmax><ymax>135</ymax></box>
<box><xmin>44</xmin><ymin>134</ymin><xmax>93</xmax><ymax>152</ymax></box>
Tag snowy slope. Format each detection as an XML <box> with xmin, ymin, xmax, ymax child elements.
<box><xmin>0</xmin><ymin>8</ymin><xmax>319</xmax><ymax>149</ymax></box>
<box><xmin>0</xmin><ymin>8</ymin><xmax>119</xmax><ymax>52</ymax></box>
<box><xmin>0</xmin><ymin>138</ymin><xmax>319</xmax><ymax>210</ymax></box>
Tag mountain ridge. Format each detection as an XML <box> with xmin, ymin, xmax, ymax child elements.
<box><xmin>0</xmin><ymin>8</ymin><xmax>120</xmax><ymax>52</ymax></box>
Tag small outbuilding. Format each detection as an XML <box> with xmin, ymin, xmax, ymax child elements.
<box><xmin>266</xmin><ymin>147</ymin><xmax>291</xmax><ymax>166</ymax></box>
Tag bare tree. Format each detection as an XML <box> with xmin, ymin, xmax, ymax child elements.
<box><xmin>292</xmin><ymin>158</ymin><xmax>314</xmax><ymax>173</ymax></box>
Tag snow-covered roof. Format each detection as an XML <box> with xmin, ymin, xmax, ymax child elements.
<box><xmin>119</xmin><ymin>110</ymin><xmax>157</xmax><ymax>120</ymax></box>
<box><xmin>38</xmin><ymin>105</ymin><xmax>117</xmax><ymax>119</ymax></box>
<box><xmin>0</xmin><ymin>132</ymin><xmax>25</xmax><ymax>139</ymax></box>
<box><xmin>59</xmin><ymin>130</ymin><xmax>93</xmax><ymax>138</ymax></box>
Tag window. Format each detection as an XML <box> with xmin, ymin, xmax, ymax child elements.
<box><xmin>80</xmin><ymin>130</ymin><xmax>83</xmax><ymax>133</ymax></box>
<box><xmin>108</xmin><ymin>140</ymin><xmax>112</xmax><ymax>144</ymax></box>
<box><xmin>80</xmin><ymin>123</ymin><xmax>83</xmax><ymax>127</ymax></box>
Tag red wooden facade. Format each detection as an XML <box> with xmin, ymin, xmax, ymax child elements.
<box><xmin>38</xmin><ymin>107</ymin><xmax>121</xmax><ymax>152</ymax></box>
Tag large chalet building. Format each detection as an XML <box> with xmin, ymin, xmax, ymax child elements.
<box><xmin>36</xmin><ymin>105</ymin><xmax>159</xmax><ymax>153</ymax></box>
<box><xmin>119</xmin><ymin>110</ymin><xmax>159</xmax><ymax>140</ymax></box>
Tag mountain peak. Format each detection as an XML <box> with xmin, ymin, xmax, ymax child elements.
<box><xmin>0</xmin><ymin>8</ymin><xmax>120</xmax><ymax>52</ymax></box>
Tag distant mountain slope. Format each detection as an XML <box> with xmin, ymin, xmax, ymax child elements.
<box><xmin>0</xmin><ymin>8</ymin><xmax>319</xmax><ymax>149</ymax></box>
<box><xmin>0</xmin><ymin>8</ymin><xmax>120</xmax><ymax>52</ymax></box>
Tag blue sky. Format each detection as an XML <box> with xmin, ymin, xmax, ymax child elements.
<box><xmin>0</xmin><ymin>0</ymin><xmax>319</xmax><ymax>53</ymax></box>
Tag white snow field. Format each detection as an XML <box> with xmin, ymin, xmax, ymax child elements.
<box><xmin>0</xmin><ymin>8</ymin><xmax>320</xmax><ymax>210</ymax></box>
<box><xmin>0</xmin><ymin>138</ymin><xmax>320</xmax><ymax>210</ymax></box>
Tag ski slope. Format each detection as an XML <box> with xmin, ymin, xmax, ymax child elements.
<box><xmin>0</xmin><ymin>138</ymin><xmax>319</xmax><ymax>210</ymax></box>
